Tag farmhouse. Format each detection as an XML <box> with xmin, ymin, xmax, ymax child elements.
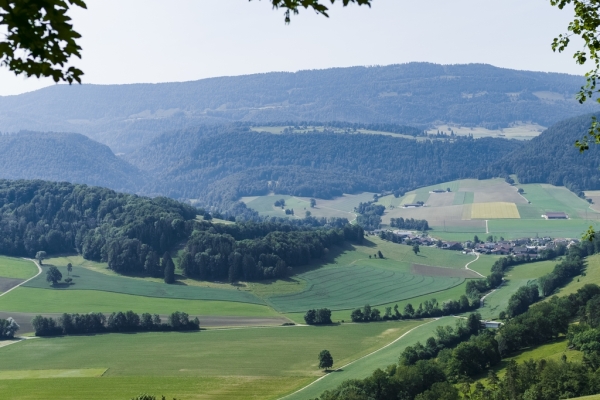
<box><xmin>481</xmin><ymin>320</ymin><xmax>503</xmax><ymax>329</ymax></box>
<box><xmin>430</xmin><ymin>189</ymin><xmax>446</xmax><ymax>193</ymax></box>
<box><xmin>544</xmin><ymin>212</ymin><xmax>568</xmax><ymax>219</ymax></box>
<box><xmin>442</xmin><ymin>241</ymin><xmax>463</xmax><ymax>251</ymax></box>
<box><xmin>403</xmin><ymin>203</ymin><xmax>422</xmax><ymax>208</ymax></box>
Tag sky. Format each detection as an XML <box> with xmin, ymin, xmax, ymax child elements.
<box><xmin>0</xmin><ymin>0</ymin><xmax>588</xmax><ymax>96</ymax></box>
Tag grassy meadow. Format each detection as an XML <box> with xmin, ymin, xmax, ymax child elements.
<box><xmin>0</xmin><ymin>321</ymin><xmax>424</xmax><ymax>400</ymax></box>
<box><xmin>0</xmin><ymin>256</ymin><xmax>38</xmax><ymax>280</ymax></box>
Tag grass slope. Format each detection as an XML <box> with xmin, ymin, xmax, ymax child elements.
<box><xmin>553</xmin><ymin>253</ymin><xmax>600</xmax><ymax>298</ymax></box>
<box><xmin>0</xmin><ymin>257</ymin><xmax>38</xmax><ymax>280</ymax></box>
<box><xmin>0</xmin><ymin>322</ymin><xmax>422</xmax><ymax>399</ymax></box>
<box><xmin>477</xmin><ymin>259</ymin><xmax>558</xmax><ymax>320</ymax></box>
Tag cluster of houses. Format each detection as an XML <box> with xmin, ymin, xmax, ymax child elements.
<box><xmin>373</xmin><ymin>229</ymin><xmax>580</xmax><ymax>257</ymax></box>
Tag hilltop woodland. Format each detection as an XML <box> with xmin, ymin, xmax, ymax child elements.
<box><xmin>0</xmin><ymin>179</ymin><xmax>363</xmax><ymax>282</ymax></box>
<box><xmin>126</xmin><ymin>128</ymin><xmax>520</xmax><ymax>210</ymax></box>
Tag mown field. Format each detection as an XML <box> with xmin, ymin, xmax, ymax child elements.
<box><xmin>262</xmin><ymin>237</ymin><xmax>477</xmax><ymax>312</ymax></box>
<box><xmin>0</xmin><ymin>321</ymin><xmax>423</xmax><ymax>400</ymax></box>
<box><xmin>0</xmin><ymin>256</ymin><xmax>38</xmax><ymax>280</ymax></box>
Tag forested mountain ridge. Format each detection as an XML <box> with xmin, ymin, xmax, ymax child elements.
<box><xmin>0</xmin><ymin>131</ymin><xmax>148</xmax><ymax>193</ymax></box>
<box><xmin>125</xmin><ymin>127</ymin><xmax>521</xmax><ymax>205</ymax></box>
<box><xmin>0</xmin><ymin>63</ymin><xmax>594</xmax><ymax>152</ymax></box>
<box><xmin>494</xmin><ymin>113</ymin><xmax>600</xmax><ymax>194</ymax></box>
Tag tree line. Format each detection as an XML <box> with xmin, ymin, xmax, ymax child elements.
<box><xmin>304</xmin><ymin>308</ymin><xmax>333</xmax><ymax>325</ymax></box>
<box><xmin>179</xmin><ymin>221</ymin><xmax>364</xmax><ymax>282</ymax></box>
<box><xmin>32</xmin><ymin>311</ymin><xmax>199</xmax><ymax>336</ymax></box>
<box><xmin>389</xmin><ymin>217</ymin><xmax>430</xmax><ymax>231</ymax></box>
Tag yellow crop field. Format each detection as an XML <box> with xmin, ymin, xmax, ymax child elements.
<box><xmin>470</xmin><ymin>202</ymin><xmax>520</xmax><ymax>219</ymax></box>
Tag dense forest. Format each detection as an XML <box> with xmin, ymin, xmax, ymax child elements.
<box><xmin>179</xmin><ymin>220</ymin><xmax>364</xmax><ymax>281</ymax></box>
<box><xmin>126</xmin><ymin>128</ymin><xmax>520</xmax><ymax>208</ymax></box>
<box><xmin>0</xmin><ymin>63</ymin><xmax>592</xmax><ymax>153</ymax></box>
<box><xmin>0</xmin><ymin>179</ymin><xmax>363</xmax><ymax>281</ymax></box>
<box><xmin>0</xmin><ymin>132</ymin><xmax>147</xmax><ymax>193</ymax></box>
<box><xmin>493</xmin><ymin>112</ymin><xmax>600</xmax><ymax>195</ymax></box>
<box><xmin>0</xmin><ymin>180</ymin><xmax>197</xmax><ymax>275</ymax></box>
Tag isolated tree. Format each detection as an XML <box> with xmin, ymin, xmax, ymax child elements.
<box><xmin>377</xmin><ymin>250</ymin><xmax>383</xmax><ymax>259</ymax></box>
<box><xmin>304</xmin><ymin>309</ymin><xmax>317</xmax><ymax>324</ymax></box>
<box><xmin>162</xmin><ymin>252</ymin><xmax>175</xmax><ymax>284</ymax></box>
<box><xmin>67</xmin><ymin>262</ymin><xmax>72</xmax><ymax>276</ymax></box>
<box><xmin>305</xmin><ymin>210</ymin><xmax>311</xmax><ymax>218</ymax></box>
<box><xmin>46</xmin><ymin>266</ymin><xmax>62</xmax><ymax>286</ymax></box>
<box><xmin>318</xmin><ymin>349</ymin><xmax>334</xmax><ymax>371</ymax></box>
<box><xmin>310</xmin><ymin>198</ymin><xmax>317</xmax><ymax>208</ymax></box>
<box><xmin>412</xmin><ymin>243</ymin><xmax>420</xmax><ymax>255</ymax></box>
<box><xmin>517</xmin><ymin>188</ymin><xmax>524</xmax><ymax>194</ymax></box>
<box><xmin>35</xmin><ymin>251</ymin><xmax>46</xmax><ymax>265</ymax></box>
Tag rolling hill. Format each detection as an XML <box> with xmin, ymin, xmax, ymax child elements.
<box><xmin>0</xmin><ymin>63</ymin><xmax>595</xmax><ymax>153</ymax></box>
<box><xmin>0</xmin><ymin>132</ymin><xmax>147</xmax><ymax>192</ymax></box>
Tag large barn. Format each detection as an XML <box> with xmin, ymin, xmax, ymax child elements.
<box><xmin>544</xmin><ymin>212</ymin><xmax>568</xmax><ymax>220</ymax></box>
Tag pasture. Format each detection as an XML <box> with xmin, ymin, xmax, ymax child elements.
<box><xmin>0</xmin><ymin>256</ymin><xmax>38</xmax><ymax>280</ymax></box>
<box><xmin>427</xmin><ymin>123</ymin><xmax>545</xmax><ymax>140</ymax></box>
<box><xmin>285</xmin><ymin>317</ymin><xmax>453</xmax><ymax>400</ymax></box>
<box><xmin>0</xmin><ymin>321</ymin><xmax>423</xmax><ymax>400</ymax></box>
<box><xmin>552</xmin><ymin>253</ymin><xmax>600</xmax><ymax>298</ymax></box>
<box><xmin>241</xmin><ymin>192</ymin><xmax>373</xmax><ymax>221</ymax></box>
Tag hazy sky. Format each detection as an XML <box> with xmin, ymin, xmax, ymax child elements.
<box><xmin>0</xmin><ymin>0</ymin><xmax>587</xmax><ymax>96</ymax></box>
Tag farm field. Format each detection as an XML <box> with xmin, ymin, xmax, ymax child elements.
<box><xmin>0</xmin><ymin>321</ymin><xmax>423</xmax><ymax>400</ymax></box>
<box><xmin>0</xmin><ymin>256</ymin><xmax>38</xmax><ymax>280</ymax></box>
<box><xmin>427</xmin><ymin>123</ymin><xmax>545</xmax><ymax>140</ymax></box>
<box><xmin>0</xmin><ymin>287</ymin><xmax>278</xmax><ymax>316</ymax></box>
<box><xmin>285</xmin><ymin>317</ymin><xmax>453</xmax><ymax>400</ymax></box>
<box><xmin>379</xmin><ymin>178</ymin><xmax>600</xmax><ymax>241</ymax></box>
<box><xmin>477</xmin><ymin>259</ymin><xmax>558</xmax><ymax>320</ymax></box>
<box><xmin>262</xmin><ymin>237</ymin><xmax>478</xmax><ymax>312</ymax></box>
<box><xmin>241</xmin><ymin>192</ymin><xmax>374</xmax><ymax>221</ymax></box>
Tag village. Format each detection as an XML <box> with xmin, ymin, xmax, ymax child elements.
<box><xmin>371</xmin><ymin>228</ymin><xmax>579</xmax><ymax>258</ymax></box>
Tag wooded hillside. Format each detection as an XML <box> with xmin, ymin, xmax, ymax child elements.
<box><xmin>0</xmin><ymin>63</ymin><xmax>592</xmax><ymax>152</ymax></box>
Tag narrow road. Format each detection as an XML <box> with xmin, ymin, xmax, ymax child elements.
<box><xmin>0</xmin><ymin>258</ymin><xmax>42</xmax><ymax>298</ymax></box>
<box><xmin>465</xmin><ymin>252</ymin><xmax>485</xmax><ymax>278</ymax></box>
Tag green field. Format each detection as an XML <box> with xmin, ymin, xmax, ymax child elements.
<box><xmin>0</xmin><ymin>321</ymin><xmax>423</xmax><ymax>400</ymax></box>
<box><xmin>23</xmin><ymin>264</ymin><xmax>264</xmax><ymax>304</ymax></box>
<box><xmin>0</xmin><ymin>287</ymin><xmax>278</xmax><ymax>316</ymax></box>
<box><xmin>259</xmin><ymin>237</ymin><xmax>477</xmax><ymax>312</ymax></box>
<box><xmin>0</xmin><ymin>256</ymin><xmax>38</xmax><ymax>280</ymax></box>
<box><xmin>285</xmin><ymin>317</ymin><xmax>452</xmax><ymax>399</ymax></box>
<box><xmin>268</xmin><ymin>265</ymin><xmax>464</xmax><ymax>312</ymax></box>
<box><xmin>477</xmin><ymin>259</ymin><xmax>558</xmax><ymax>320</ymax></box>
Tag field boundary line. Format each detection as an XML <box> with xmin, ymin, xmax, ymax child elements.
<box><xmin>278</xmin><ymin>318</ymin><xmax>439</xmax><ymax>399</ymax></box>
<box><xmin>0</xmin><ymin>259</ymin><xmax>42</xmax><ymax>298</ymax></box>
<box><xmin>465</xmin><ymin>252</ymin><xmax>485</xmax><ymax>278</ymax></box>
